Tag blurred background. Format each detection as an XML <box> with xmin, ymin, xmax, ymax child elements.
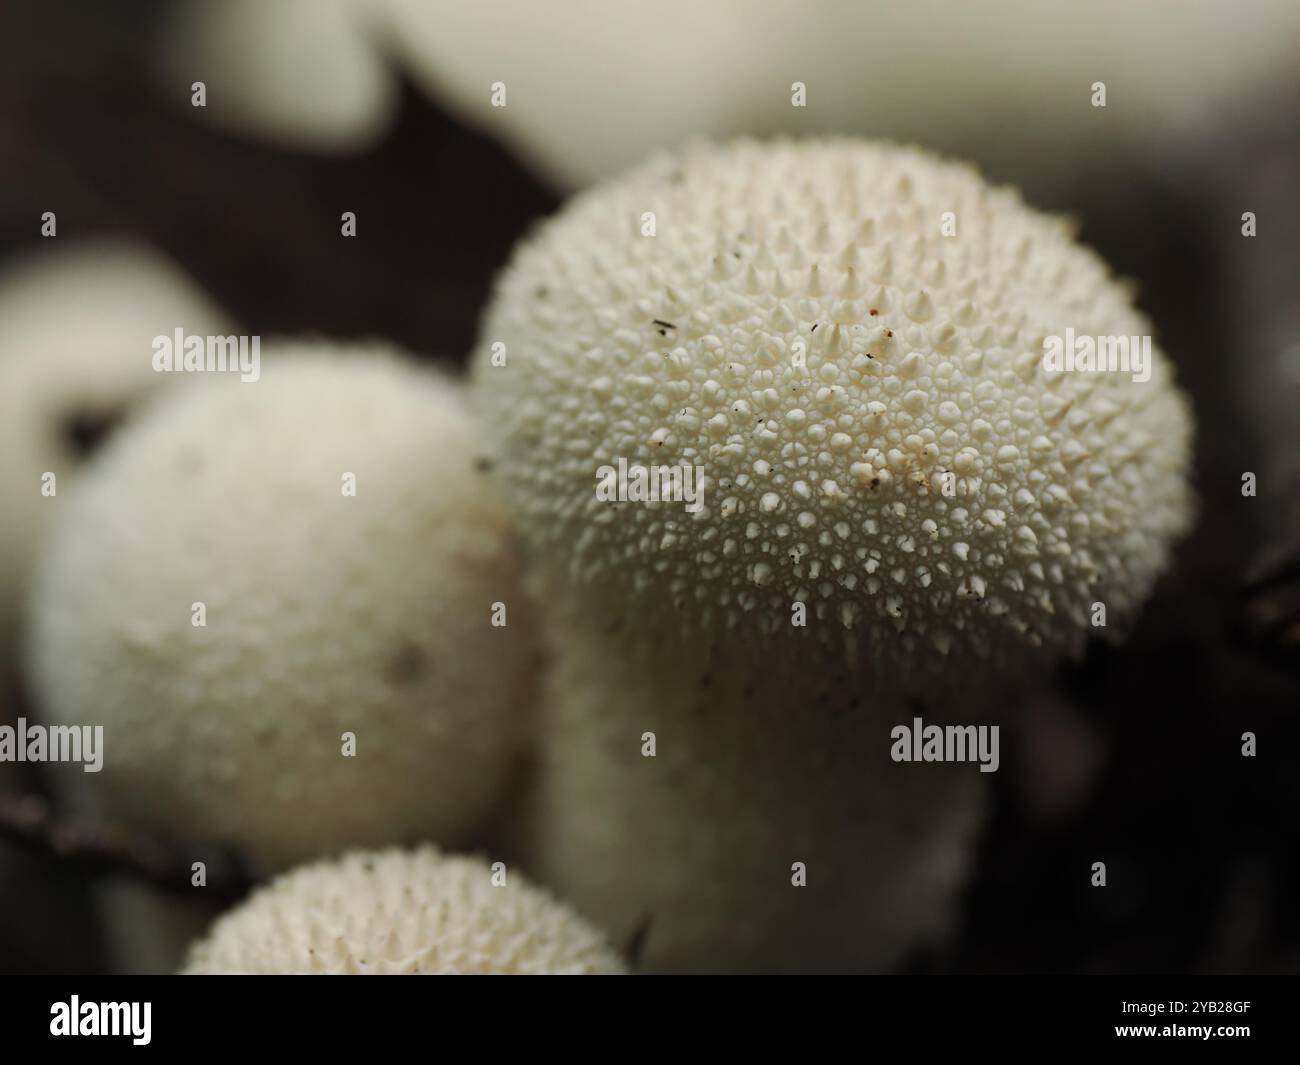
<box><xmin>1</xmin><ymin>0</ymin><xmax>1298</xmax><ymax>973</ymax></box>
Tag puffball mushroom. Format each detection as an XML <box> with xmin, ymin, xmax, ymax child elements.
<box><xmin>378</xmin><ymin>0</ymin><xmax>1300</xmax><ymax>193</ymax></box>
<box><xmin>26</xmin><ymin>347</ymin><xmax>539</xmax><ymax>874</ymax></box>
<box><xmin>182</xmin><ymin>846</ymin><xmax>625</xmax><ymax>974</ymax></box>
<box><xmin>473</xmin><ymin>138</ymin><xmax>1194</xmax><ymax>970</ymax></box>
<box><xmin>155</xmin><ymin>0</ymin><xmax>397</xmax><ymax>152</ymax></box>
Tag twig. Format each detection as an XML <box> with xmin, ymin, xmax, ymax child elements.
<box><xmin>0</xmin><ymin>791</ymin><xmax>254</xmax><ymax>903</ymax></box>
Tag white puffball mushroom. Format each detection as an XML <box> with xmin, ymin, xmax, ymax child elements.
<box><xmin>473</xmin><ymin>138</ymin><xmax>1194</xmax><ymax>970</ymax></box>
<box><xmin>379</xmin><ymin>0</ymin><xmax>1300</xmax><ymax>192</ymax></box>
<box><xmin>155</xmin><ymin>0</ymin><xmax>397</xmax><ymax>152</ymax></box>
<box><xmin>182</xmin><ymin>846</ymin><xmax>626</xmax><ymax>974</ymax></box>
<box><xmin>27</xmin><ymin>347</ymin><xmax>539</xmax><ymax>873</ymax></box>
<box><xmin>0</xmin><ymin>240</ymin><xmax>232</xmax><ymax>658</ymax></box>
<box><xmin>478</xmin><ymin>138</ymin><xmax>1194</xmax><ymax>674</ymax></box>
<box><xmin>375</xmin><ymin>0</ymin><xmax>802</xmax><ymax>191</ymax></box>
<box><xmin>153</xmin><ymin>1</ymin><xmax>1299</xmax><ymax>192</ymax></box>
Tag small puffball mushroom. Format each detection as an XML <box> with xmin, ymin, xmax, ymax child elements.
<box><xmin>473</xmin><ymin>139</ymin><xmax>1194</xmax><ymax>970</ymax></box>
<box><xmin>27</xmin><ymin>347</ymin><xmax>539</xmax><ymax>873</ymax></box>
<box><xmin>182</xmin><ymin>846</ymin><xmax>626</xmax><ymax>974</ymax></box>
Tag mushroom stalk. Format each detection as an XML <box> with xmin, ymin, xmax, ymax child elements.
<box><xmin>522</xmin><ymin>602</ymin><xmax>986</xmax><ymax>971</ymax></box>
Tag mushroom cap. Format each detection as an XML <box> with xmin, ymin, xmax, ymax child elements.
<box><xmin>473</xmin><ymin>139</ymin><xmax>1194</xmax><ymax>682</ymax></box>
<box><xmin>27</xmin><ymin>348</ymin><xmax>538</xmax><ymax>871</ymax></box>
<box><xmin>182</xmin><ymin>846</ymin><xmax>625</xmax><ymax>974</ymax></box>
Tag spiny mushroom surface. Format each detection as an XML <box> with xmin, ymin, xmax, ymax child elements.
<box><xmin>182</xmin><ymin>846</ymin><xmax>625</xmax><ymax>974</ymax></box>
<box><xmin>27</xmin><ymin>347</ymin><xmax>539</xmax><ymax>873</ymax></box>
<box><xmin>472</xmin><ymin>138</ymin><xmax>1194</xmax><ymax>971</ymax></box>
<box><xmin>476</xmin><ymin>138</ymin><xmax>1194</xmax><ymax>688</ymax></box>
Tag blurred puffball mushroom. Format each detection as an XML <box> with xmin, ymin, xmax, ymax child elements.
<box><xmin>26</xmin><ymin>348</ymin><xmax>539</xmax><ymax>874</ymax></box>
<box><xmin>473</xmin><ymin>138</ymin><xmax>1195</xmax><ymax>970</ymax></box>
<box><xmin>0</xmin><ymin>240</ymin><xmax>232</xmax><ymax>669</ymax></box>
<box><xmin>376</xmin><ymin>0</ymin><xmax>803</xmax><ymax>191</ymax></box>
<box><xmin>182</xmin><ymin>846</ymin><xmax>625</xmax><ymax>974</ymax></box>
<box><xmin>153</xmin><ymin>1</ymin><xmax>1300</xmax><ymax>195</ymax></box>
<box><xmin>376</xmin><ymin>0</ymin><xmax>1300</xmax><ymax>192</ymax></box>
<box><xmin>154</xmin><ymin>0</ymin><xmax>397</xmax><ymax>152</ymax></box>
